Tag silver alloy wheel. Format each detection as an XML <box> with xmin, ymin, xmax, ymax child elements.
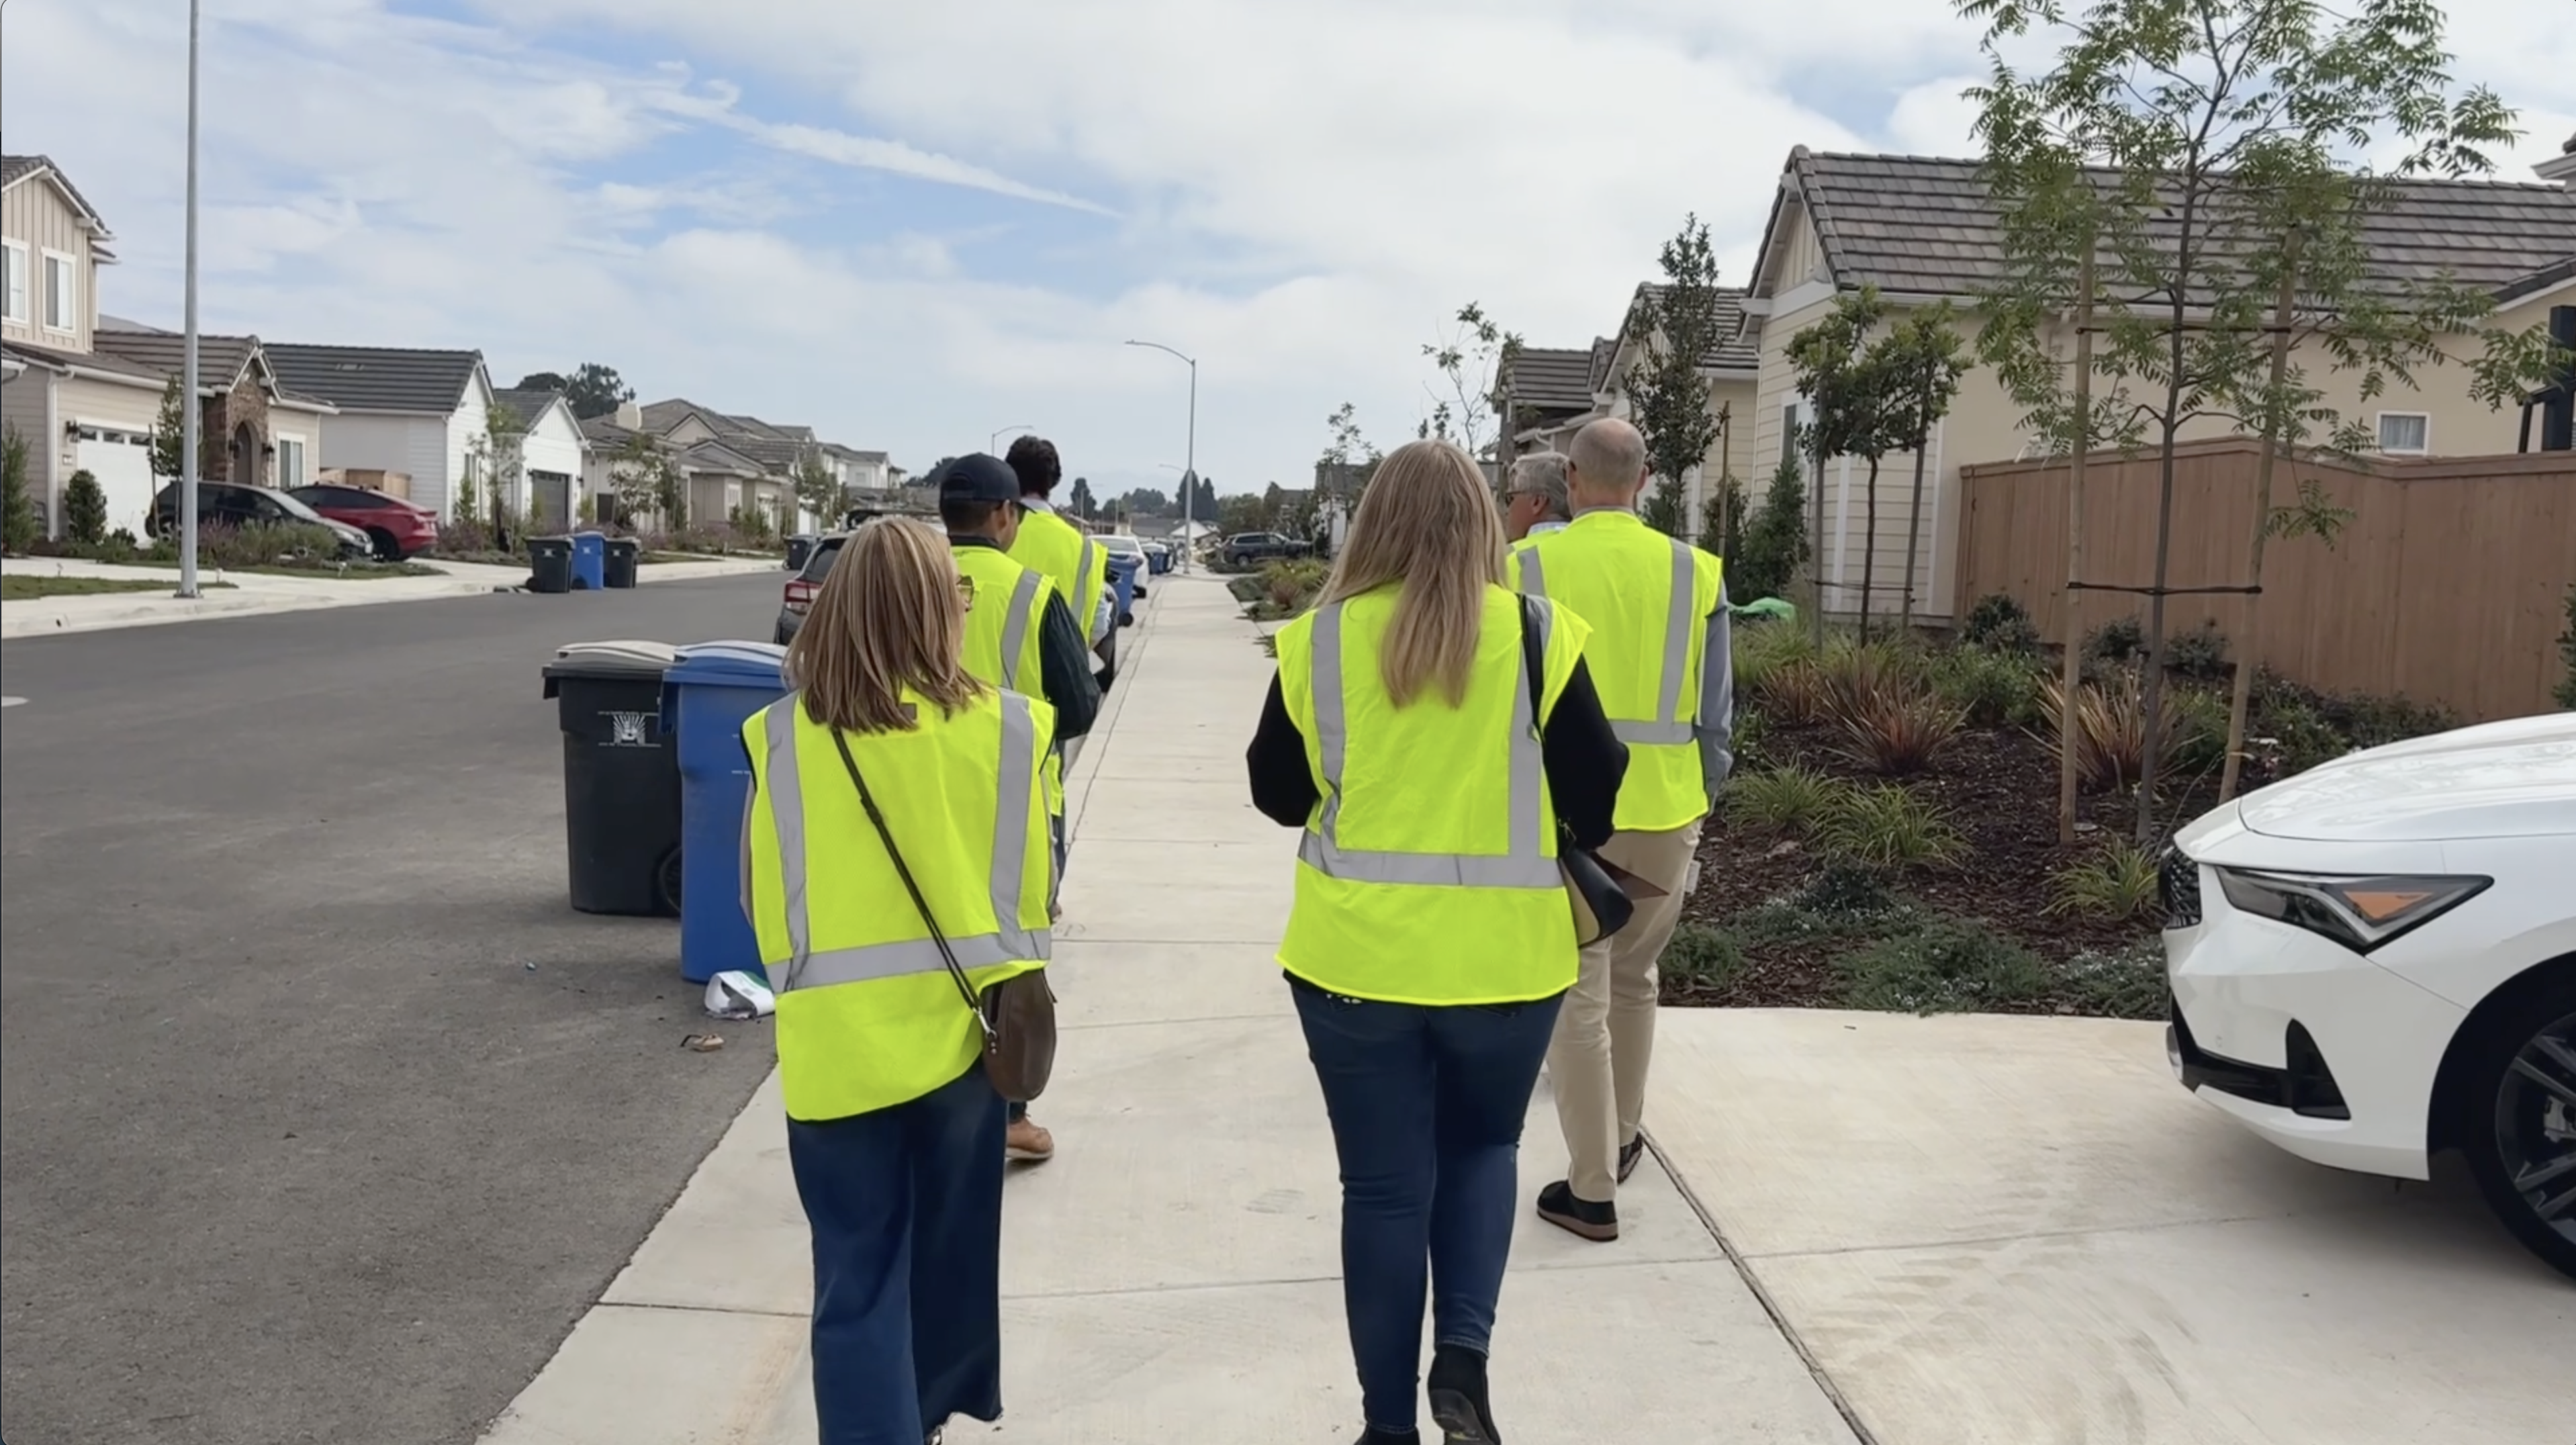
<box><xmin>2497</xmin><ymin>1009</ymin><xmax>2576</xmax><ymax>1247</ymax></box>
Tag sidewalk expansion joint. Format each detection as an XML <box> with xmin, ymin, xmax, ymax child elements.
<box><xmin>1649</xmin><ymin>1136</ymin><xmax>1883</xmax><ymax>1445</ymax></box>
<box><xmin>598</xmin><ymin>1299</ymin><xmax>810</xmax><ymax>1321</ymax></box>
<box><xmin>1736</xmin><ymin>1201</ymin><xmax>2379</xmax><ymax>1263</ymax></box>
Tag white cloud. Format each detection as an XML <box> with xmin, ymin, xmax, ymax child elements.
<box><xmin>6</xmin><ymin>0</ymin><xmax>2565</xmax><ymax>501</ymax></box>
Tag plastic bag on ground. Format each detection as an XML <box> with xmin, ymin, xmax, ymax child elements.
<box><xmin>703</xmin><ymin>970</ymin><xmax>776</xmax><ymax>1020</ymax></box>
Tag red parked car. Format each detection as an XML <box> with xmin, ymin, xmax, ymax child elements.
<box><xmin>288</xmin><ymin>484</ymin><xmax>441</xmax><ymax>561</ymax></box>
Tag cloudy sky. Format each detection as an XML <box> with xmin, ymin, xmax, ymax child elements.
<box><xmin>4</xmin><ymin>0</ymin><xmax>2567</xmax><ymax>500</ymax></box>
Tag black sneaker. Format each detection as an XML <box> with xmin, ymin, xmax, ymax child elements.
<box><xmin>1534</xmin><ymin>1180</ymin><xmax>1618</xmax><ymax>1242</ymax></box>
<box><xmin>1618</xmin><ymin>1134</ymin><xmax>1647</xmax><ymax>1184</ymax></box>
<box><xmin>1427</xmin><ymin>1344</ymin><xmax>1502</xmax><ymax>1442</ymax></box>
<box><xmin>1355</xmin><ymin>1430</ymin><xmax>1421</xmax><ymax>1445</ymax></box>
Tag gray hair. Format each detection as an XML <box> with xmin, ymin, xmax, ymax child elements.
<box><xmin>1508</xmin><ymin>452</ymin><xmax>1571</xmax><ymax>522</ymax></box>
<box><xmin>1569</xmin><ymin>417</ymin><xmax>1647</xmax><ymax>496</ymax></box>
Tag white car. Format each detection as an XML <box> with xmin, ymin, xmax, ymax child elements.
<box><xmin>2164</xmin><ymin>713</ymin><xmax>2576</xmax><ymax>1278</ymax></box>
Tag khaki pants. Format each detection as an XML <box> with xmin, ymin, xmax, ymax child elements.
<box><xmin>1547</xmin><ymin>819</ymin><xmax>1702</xmax><ymax>1205</ymax></box>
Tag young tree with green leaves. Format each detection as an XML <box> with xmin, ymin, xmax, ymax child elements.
<box><xmin>559</xmin><ymin>363</ymin><xmax>635</xmax><ymax>421</ymax></box>
<box><xmin>1626</xmin><ymin>215</ymin><xmax>1731</xmax><ymax>541</ymax></box>
<box><xmin>1786</xmin><ymin>287</ymin><xmax>1902</xmax><ymax>641</ymax></box>
<box><xmin>1875</xmin><ymin>305</ymin><xmax>1970</xmax><ymax>633</ymax></box>
<box><xmin>1419</xmin><ymin>304</ymin><xmax>1522</xmax><ymax>460</ymax></box>
<box><xmin>1729</xmin><ymin>455</ymin><xmax>1812</xmax><ymax>606</ymax></box>
<box><xmin>150</xmin><ymin>376</ymin><xmax>188</xmax><ymax>484</ymax></box>
<box><xmin>1965</xmin><ymin>0</ymin><xmax>2543</xmax><ymax>841</ymax></box>
<box><xmin>793</xmin><ymin>453</ymin><xmax>841</xmax><ymax>532</ymax></box>
<box><xmin>481</xmin><ymin>402</ymin><xmax>526</xmax><ymax>541</ymax></box>
<box><xmin>2</xmin><ymin>425</ymin><xmax>38</xmax><ymax>554</ymax></box>
<box><xmin>63</xmin><ymin>470</ymin><xmax>107</xmax><ymax>545</ymax></box>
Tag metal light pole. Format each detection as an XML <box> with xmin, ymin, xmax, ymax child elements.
<box><xmin>175</xmin><ymin>0</ymin><xmax>203</xmax><ymax>598</ymax></box>
<box><xmin>990</xmin><ymin>424</ymin><xmax>1033</xmax><ymax>454</ymax></box>
<box><xmin>1124</xmin><ymin>340</ymin><xmax>1195</xmax><ymax>573</ymax></box>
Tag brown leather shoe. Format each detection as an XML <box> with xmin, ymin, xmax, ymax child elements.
<box><xmin>1006</xmin><ymin>1115</ymin><xmax>1056</xmax><ymax>1164</ymax></box>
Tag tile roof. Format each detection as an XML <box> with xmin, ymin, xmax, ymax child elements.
<box><xmin>1</xmin><ymin>154</ymin><xmax>111</xmax><ymax>236</ymax></box>
<box><xmin>1780</xmin><ymin>148</ymin><xmax>2576</xmax><ymax>302</ymax></box>
<box><xmin>1501</xmin><ymin>346</ymin><xmax>1598</xmax><ymax>416</ymax></box>
<box><xmin>266</xmin><ymin>344</ymin><xmax>482</xmax><ymax>415</ymax></box>
<box><xmin>1628</xmin><ymin>284</ymin><xmax>1761</xmax><ymax>371</ymax></box>
<box><xmin>634</xmin><ymin>398</ymin><xmax>815</xmax><ymax>471</ymax></box>
<box><xmin>1586</xmin><ymin>336</ymin><xmax>1619</xmax><ymax>393</ymax></box>
<box><xmin>3</xmin><ymin>338</ymin><xmax>163</xmax><ymax>383</ymax></box>
<box><xmin>491</xmin><ymin>388</ymin><xmax>569</xmax><ymax>430</ymax></box>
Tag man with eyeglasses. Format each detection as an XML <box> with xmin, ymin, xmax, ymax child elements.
<box><xmin>1504</xmin><ymin>451</ymin><xmax>1575</xmax><ymax>543</ymax></box>
<box><xmin>937</xmin><ymin>453</ymin><xmax>1100</xmax><ymax>1165</ymax></box>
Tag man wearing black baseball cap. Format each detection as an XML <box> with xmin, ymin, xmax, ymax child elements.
<box><xmin>937</xmin><ymin>453</ymin><xmax>1099</xmax><ymax>1165</ymax></box>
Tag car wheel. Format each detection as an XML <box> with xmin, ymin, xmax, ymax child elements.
<box><xmin>653</xmin><ymin>845</ymin><xmax>684</xmax><ymax>917</ymax></box>
<box><xmin>366</xmin><ymin>527</ymin><xmax>402</xmax><ymax>562</ymax></box>
<box><xmin>2460</xmin><ymin>974</ymin><xmax>2576</xmax><ymax>1280</ymax></box>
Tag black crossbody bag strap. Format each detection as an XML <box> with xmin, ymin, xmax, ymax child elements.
<box><xmin>828</xmin><ymin>727</ymin><xmax>995</xmax><ymax>1043</ymax></box>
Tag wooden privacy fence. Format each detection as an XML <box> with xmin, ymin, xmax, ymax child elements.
<box><xmin>1956</xmin><ymin>438</ymin><xmax>2576</xmax><ymax>722</ymax></box>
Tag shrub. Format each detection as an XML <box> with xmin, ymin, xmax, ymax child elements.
<box><xmin>1818</xmin><ymin>784</ymin><xmax>1964</xmax><ymax>870</ymax></box>
<box><xmin>2039</xmin><ymin>670</ymin><xmax>2147</xmax><ymax>792</ymax></box>
<box><xmin>1732</xmin><ymin>614</ymin><xmax>1817</xmax><ymax>696</ymax></box>
<box><xmin>63</xmin><ymin>469</ymin><xmax>108</xmax><ymax>544</ymax></box>
<box><xmin>1929</xmin><ymin>645</ymin><xmax>2043</xmax><ymax>729</ymax></box>
<box><xmin>1258</xmin><ymin>558</ymin><xmax>1328</xmax><ymax>616</ymax></box>
<box><xmin>1729</xmin><ymin>455</ymin><xmax>1810</xmax><ymax>604</ymax></box>
<box><xmin>2056</xmin><ymin>941</ymin><xmax>2168</xmax><ymax>1020</ymax></box>
<box><xmin>1728</xmin><ymin>897</ymin><xmax>1896</xmax><ymax>951</ymax></box>
<box><xmin>1757</xmin><ymin>659</ymin><xmax>1835</xmax><ymax>724</ymax></box>
<box><xmin>197</xmin><ymin>521</ymin><xmax>348</xmax><ymax>570</ymax></box>
<box><xmin>1834</xmin><ymin>682</ymin><xmax>1964</xmax><ymax>775</ymax></box>
<box><xmin>2084</xmin><ymin>614</ymin><xmax>2144</xmax><ymax>666</ymax></box>
<box><xmin>2161</xmin><ymin>687</ymin><xmax>2234</xmax><ymax>777</ymax></box>
<box><xmin>433</xmin><ymin>518</ymin><xmax>499</xmax><ymax>556</ymax></box>
<box><xmin>1724</xmin><ymin>763</ymin><xmax>1849</xmax><ymax>835</ymax></box>
<box><xmin>1792</xmin><ymin>862</ymin><xmax>1910</xmax><ymax>919</ymax></box>
<box><xmin>2162</xmin><ymin>620</ymin><xmax>2229</xmax><ymax>682</ymax></box>
<box><xmin>2332</xmin><ymin>692</ymin><xmax>2458</xmax><ymax>753</ymax></box>
<box><xmin>1814</xmin><ymin>637</ymin><xmax>1930</xmax><ymax>706</ymax></box>
<box><xmin>2560</xmin><ymin>586</ymin><xmax>2576</xmax><ymax>711</ymax></box>
<box><xmin>2045</xmin><ymin>839</ymin><xmax>2162</xmax><ymax>921</ymax></box>
<box><xmin>1662</xmin><ymin>923</ymin><xmax>1747</xmax><ymax>990</ymax></box>
<box><xmin>1834</xmin><ymin>919</ymin><xmax>2048</xmax><ymax>1014</ymax></box>
<box><xmin>1960</xmin><ymin>593</ymin><xmax>2041</xmax><ymax>655</ymax></box>
<box><xmin>1</xmin><ymin>425</ymin><xmax>35</xmax><ymax>554</ymax></box>
<box><xmin>2246</xmin><ymin>680</ymin><xmax>2348</xmax><ymax>777</ymax></box>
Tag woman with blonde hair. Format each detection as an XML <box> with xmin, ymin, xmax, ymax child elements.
<box><xmin>1246</xmin><ymin>440</ymin><xmax>1626</xmax><ymax>1444</ymax></box>
<box><xmin>741</xmin><ymin>515</ymin><xmax>1057</xmax><ymax>1445</ymax></box>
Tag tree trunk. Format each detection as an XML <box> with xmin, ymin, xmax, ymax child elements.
<box><xmin>2134</xmin><ymin>414</ymin><xmax>2182</xmax><ymax>845</ymax></box>
<box><xmin>1858</xmin><ymin>458</ymin><xmax>1882</xmax><ymax>644</ymax></box>
<box><xmin>2221</xmin><ymin>241</ymin><xmax>2301</xmax><ymax>802</ymax></box>
<box><xmin>2057</xmin><ymin>242</ymin><xmax>2096</xmax><ymax>848</ymax></box>
<box><xmin>1807</xmin><ymin>430</ymin><xmax>1829</xmax><ymax>647</ymax></box>
<box><xmin>1900</xmin><ymin>412</ymin><xmax>1930</xmax><ymax>635</ymax></box>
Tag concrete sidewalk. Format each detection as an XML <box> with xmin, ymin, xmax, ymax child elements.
<box><xmin>479</xmin><ymin>574</ymin><xmax>1859</xmax><ymax>1444</ymax></box>
<box><xmin>0</xmin><ymin>553</ymin><xmax>782</xmax><ymax>638</ymax></box>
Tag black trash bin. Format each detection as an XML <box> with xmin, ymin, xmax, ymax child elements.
<box><xmin>784</xmin><ymin>534</ymin><xmax>817</xmax><ymax>572</ymax></box>
<box><xmin>603</xmin><ymin>537</ymin><xmax>640</xmax><ymax>589</ymax></box>
<box><xmin>542</xmin><ymin>641</ymin><xmax>684</xmax><ymax>916</ymax></box>
<box><xmin>528</xmin><ymin>536</ymin><xmax>574</xmax><ymax>594</ymax></box>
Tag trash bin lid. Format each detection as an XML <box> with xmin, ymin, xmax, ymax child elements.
<box><xmin>666</xmin><ymin>640</ymin><xmax>790</xmax><ymax>689</ymax></box>
<box><xmin>545</xmin><ymin>639</ymin><xmax>681</xmax><ymax>679</ymax></box>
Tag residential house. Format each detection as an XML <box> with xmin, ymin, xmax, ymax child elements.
<box><xmin>91</xmin><ymin>321</ymin><xmax>338</xmax><ymax>492</ymax></box>
<box><xmin>491</xmin><ymin>387</ymin><xmax>587</xmax><ymax>529</ymax></box>
<box><xmin>1506</xmin><ymin>285</ymin><xmax>1762</xmax><ymax>523</ymax></box>
<box><xmin>264</xmin><ymin>344</ymin><xmax>494</xmax><ymax>521</ymax></box>
<box><xmin>3</xmin><ymin>154</ymin><xmax>166</xmax><ymax>537</ymax></box>
<box><xmin>822</xmin><ymin>443</ymin><xmax>894</xmax><ymax>504</ymax></box>
<box><xmin>1738</xmin><ymin>146</ymin><xmax>2576</xmax><ymax>624</ymax></box>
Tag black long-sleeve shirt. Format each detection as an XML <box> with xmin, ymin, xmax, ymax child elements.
<box><xmin>955</xmin><ymin>535</ymin><xmax>1101</xmax><ymax>741</ymax></box>
<box><xmin>1245</xmin><ymin>657</ymin><xmax>1626</xmax><ymax>851</ymax></box>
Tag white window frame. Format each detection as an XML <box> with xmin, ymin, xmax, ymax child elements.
<box><xmin>1</xmin><ymin>240</ymin><xmax>27</xmax><ymax>324</ymax></box>
<box><xmin>40</xmin><ymin>249</ymin><xmax>78</xmax><ymax>334</ymax></box>
<box><xmin>276</xmin><ymin>434</ymin><xmax>308</xmax><ymax>489</ymax></box>
<box><xmin>2375</xmin><ymin>410</ymin><xmax>2431</xmax><ymax>456</ymax></box>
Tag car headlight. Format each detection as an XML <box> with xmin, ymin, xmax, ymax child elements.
<box><xmin>2211</xmin><ymin>868</ymin><xmax>2491</xmax><ymax>953</ymax></box>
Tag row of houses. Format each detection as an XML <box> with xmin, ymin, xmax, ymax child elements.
<box><xmin>1500</xmin><ymin>140</ymin><xmax>2576</xmax><ymax>624</ymax></box>
<box><xmin>1</xmin><ymin>154</ymin><xmax>896</xmax><ymax>543</ymax></box>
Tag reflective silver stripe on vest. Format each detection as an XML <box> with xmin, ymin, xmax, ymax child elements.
<box><xmin>1517</xmin><ymin>547</ymin><xmax>1546</xmax><ymax>597</ymax></box>
<box><xmin>755</xmin><ymin>692</ymin><xmax>1050</xmax><ymax>996</ymax></box>
<box><xmin>1297</xmin><ymin>602</ymin><xmax>1557</xmax><ymax>890</ymax></box>
<box><xmin>1077</xmin><ymin>537</ymin><xmax>1099</xmax><ymax>610</ymax></box>
<box><xmin>1653</xmin><ymin>540</ymin><xmax>1695</xmax><ymax>735</ymax></box>
<box><xmin>999</xmin><ymin>568</ymin><xmax>1043</xmax><ymax>691</ymax></box>
<box><xmin>1613</xmin><ymin>718</ymin><xmax>1696</xmax><ymax>745</ymax></box>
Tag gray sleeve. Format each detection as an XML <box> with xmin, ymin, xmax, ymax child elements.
<box><xmin>739</xmin><ymin>772</ymin><xmax>757</xmax><ymax>926</ymax></box>
<box><xmin>1090</xmin><ymin>590</ymin><xmax>1113</xmax><ymax>645</ymax></box>
<box><xmin>1694</xmin><ymin>603</ymin><xmax>1735</xmax><ymax>803</ymax></box>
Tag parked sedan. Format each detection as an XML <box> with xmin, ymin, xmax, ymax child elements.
<box><xmin>774</xmin><ymin>532</ymin><xmax>847</xmax><ymax>645</ymax></box>
<box><xmin>2164</xmin><ymin>713</ymin><xmax>2576</xmax><ymax>1278</ymax></box>
<box><xmin>148</xmin><ymin>480</ymin><xmax>373</xmax><ymax>560</ymax></box>
<box><xmin>288</xmin><ymin>484</ymin><xmax>440</xmax><ymax>560</ymax></box>
<box><xmin>1101</xmin><ymin>534</ymin><xmax>1148</xmax><ymax>597</ymax></box>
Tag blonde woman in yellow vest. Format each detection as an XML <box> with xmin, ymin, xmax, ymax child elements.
<box><xmin>1246</xmin><ymin>440</ymin><xmax>1628</xmax><ymax>1445</ymax></box>
<box><xmin>739</xmin><ymin>516</ymin><xmax>1056</xmax><ymax>1445</ymax></box>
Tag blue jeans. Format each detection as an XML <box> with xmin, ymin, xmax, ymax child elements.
<box><xmin>788</xmin><ymin>1061</ymin><xmax>1007</xmax><ymax>1444</ymax></box>
<box><xmin>1291</xmin><ymin>977</ymin><xmax>1566</xmax><ymax>1434</ymax></box>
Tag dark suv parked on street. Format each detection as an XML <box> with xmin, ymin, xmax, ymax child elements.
<box><xmin>148</xmin><ymin>480</ymin><xmax>373</xmax><ymax>559</ymax></box>
<box><xmin>1221</xmin><ymin>531</ymin><xmax>1312</xmax><ymax>567</ymax></box>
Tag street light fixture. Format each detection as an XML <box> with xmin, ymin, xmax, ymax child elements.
<box><xmin>1125</xmin><ymin>340</ymin><xmax>1196</xmax><ymax>573</ymax></box>
<box><xmin>991</xmin><ymin>424</ymin><xmax>1034</xmax><ymax>454</ymax></box>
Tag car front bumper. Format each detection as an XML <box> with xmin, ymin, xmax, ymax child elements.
<box><xmin>2164</xmin><ymin>853</ymin><xmax>2466</xmax><ymax>1182</ymax></box>
<box><xmin>774</xmin><ymin>607</ymin><xmax>804</xmax><ymax>646</ymax></box>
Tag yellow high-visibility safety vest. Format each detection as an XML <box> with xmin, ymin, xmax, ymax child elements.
<box><xmin>1009</xmin><ymin>508</ymin><xmax>1107</xmax><ymax>645</ymax></box>
<box><xmin>1275</xmin><ymin>584</ymin><xmax>1591</xmax><ymax>1007</ymax></box>
<box><xmin>954</xmin><ymin>543</ymin><xmax>1066</xmax><ymax>817</ymax></box>
<box><xmin>1512</xmin><ymin>511</ymin><xmax>1723</xmax><ymax>832</ymax></box>
<box><xmin>740</xmin><ymin>688</ymin><xmax>1056</xmax><ymax>1122</ymax></box>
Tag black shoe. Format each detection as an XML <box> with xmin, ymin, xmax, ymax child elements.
<box><xmin>1427</xmin><ymin>1344</ymin><xmax>1502</xmax><ymax>1443</ymax></box>
<box><xmin>1534</xmin><ymin>1179</ymin><xmax>1619</xmax><ymax>1242</ymax></box>
<box><xmin>1355</xmin><ymin>1430</ymin><xmax>1421</xmax><ymax>1445</ymax></box>
<box><xmin>1618</xmin><ymin>1133</ymin><xmax>1647</xmax><ymax>1184</ymax></box>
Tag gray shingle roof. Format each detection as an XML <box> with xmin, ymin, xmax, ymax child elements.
<box><xmin>491</xmin><ymin>388</ymin><xmax>569</xmax><ymax>430</ymax></box>
<box><xmin>266</xmin><ymin>344</ymin><xmax>482</xmax><ymax>415</ymax></box>
<box><xmin>1628</xmin><ymin>284</ymin><xmax>1761</xmax><ymax>371</ymax></box>
<box><xmin>1586</xmin><ymin>336</ymin><xmax>1619</xmax><ymax>393</ymax></box>
<box><xmin>1501</xmin><ymin>347</ymin><xmax>1597</xmax><ymax>416</ymax></box>
<box><xmin>1781</xmin><ymin>148</ymin><xmax>2576</xmax><ymax>302</ymax></box>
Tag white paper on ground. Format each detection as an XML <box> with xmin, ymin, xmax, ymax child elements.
<box><xmin>703</xmin><ymin>970</ymin><xmax>776</xmax><ymax>1020</ymax></box>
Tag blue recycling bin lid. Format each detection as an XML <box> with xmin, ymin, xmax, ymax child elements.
<box><xmin>665</xmin><ymin>640</ymin><xmax>788</xmax><ymax>688</ymax></box>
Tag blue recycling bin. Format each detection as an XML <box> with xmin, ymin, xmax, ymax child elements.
<box><xmin>569</xmin><ymin>530</ymin><xmax>607</xmax><ymax>590</ymax></box>
<box><xmin>1148</xmin><ymin>546</ymin><xmax>1172</xmax><ymax>575</ymax></box>
<box><xmin>1107</xmin><ymin>553</ymin><xmax>1140</xmax><ymax>624</ymax></box>
<box><xmin>661</xmin><ymin>641</ymin><xmax>790</xmax><ymax>983</ymax></box>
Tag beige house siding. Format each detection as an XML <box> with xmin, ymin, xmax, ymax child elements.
<box><xmin>2</xmin><ymin>175</ymin><xmax>98</xmax><ymax>354</ymax></box>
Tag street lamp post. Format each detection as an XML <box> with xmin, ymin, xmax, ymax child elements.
<box><xmin>1124</xmin><ymin>340</ymin><xmax>1196</xmax><ymax>573</ymax></box>
<box><xmin>176</xmin><ymin>0</ymin><xmax>204</xmax><ymax>598</ymax></box>
<box><xmin>990</xmin><ymin>424</ymin><xmax>1033</xmax><ymax>454</ymax></box>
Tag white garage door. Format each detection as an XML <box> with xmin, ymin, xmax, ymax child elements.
<box><xmin>73</xmin><ymin>430</ymin><xmax>158</xmax><ymax>540</ymax></box>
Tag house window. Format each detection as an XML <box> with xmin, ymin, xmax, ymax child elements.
<box><xmin>2376</xmin><ymin>412</ymin><xmax>2430</xmax><ymax>455</ymax></box>
<box><xmin>277</xmin><ymin>437</ymin><xmax>307</xmax><ymax>488</ymax></box>
<box><xmin>42</xmin><ymin>251</ymin><xmax>77</xmax><ymax>332</ymax></box>
<box><xmin>1</xmin><ymin>242</ymin><xmax>26</xmax><ymax>324</ymax></box>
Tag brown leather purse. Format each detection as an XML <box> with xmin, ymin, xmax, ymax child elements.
<box><xmin>829</xmin><ymin>729</ymin><xmax>1058</xmax><ymax>1103</ymax></box>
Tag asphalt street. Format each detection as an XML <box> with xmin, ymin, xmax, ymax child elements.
<box><xmin>1</xmin><ymin>575</ymin><xmax>792</xmax><ymax>1445</ymax></box>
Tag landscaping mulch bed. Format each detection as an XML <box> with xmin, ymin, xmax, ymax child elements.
<box><xmin>1671</xmin><ymin>713</ymin><xmax>2208</xmax><ymax>1015</ymax></box>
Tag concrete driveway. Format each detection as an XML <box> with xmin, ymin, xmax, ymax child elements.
<box><xmin>1649</xmin><ymin>1011</ymin><xmax>2573</xmax><ymax>1445</ymax></box>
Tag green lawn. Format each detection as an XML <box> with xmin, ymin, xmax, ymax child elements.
<box><xmin>1</xmin><ymin>575</ymin><xmax>236</xmax><ymax>601</ymax></box>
